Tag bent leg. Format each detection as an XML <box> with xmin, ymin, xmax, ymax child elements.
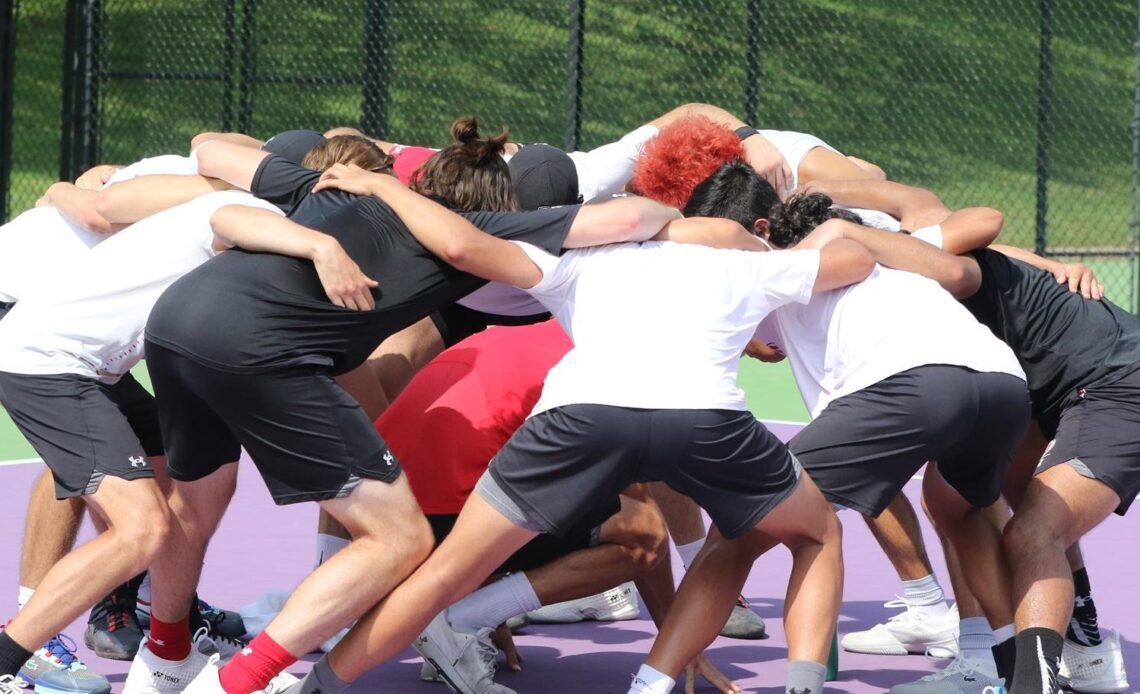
<box><xmin>19</xmin><ymin>469</ymin><xmax>84</xmax><ymax>590</ymax></box>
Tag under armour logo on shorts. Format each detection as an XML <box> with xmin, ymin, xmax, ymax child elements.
<box><xmin>129</xmin><ymin>456</ymin><xmax>147</xmax><ymax>468</ymax></box>
<box><xmin>383</xmin><ymin>450</ymin><xmax>395</xmax><ymax>466</ymax></box>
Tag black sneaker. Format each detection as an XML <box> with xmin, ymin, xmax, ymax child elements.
<box><xmin>719</xmin><ymin>595</ymin><xmax>767</xmax><ymax>640</ymax></box>
<box><xmin>190</xmin><ymin>596</ymin><xmax>248</xmax><ymax>658</ymax></box>
<box><xmin>195</xmin><ymin>597</ymin><xmax>247</xmax><ymax>641</ymax></box>
<box><xmin>84</xmin><ymin>578</ymin><xmax>145</xmax><ymax>660</ymax></box>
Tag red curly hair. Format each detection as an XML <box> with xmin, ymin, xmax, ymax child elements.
<box><xmin>631</xmin><ymin>115</ymin><xmax>747</xmax><ymax>209</ymax></box>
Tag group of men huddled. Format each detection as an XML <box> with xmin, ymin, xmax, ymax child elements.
<box><xmin>0</xmin><ymin>99</ymin><xmax>1134</xmax><ymax>694</ymax></box>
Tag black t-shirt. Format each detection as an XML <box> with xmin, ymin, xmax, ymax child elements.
<box><xmin>961</xmin><ymin>249</ymin><xmax>1140</xmax><ymax>435</ymax></box>
<box><xmin>146</xmin><ymin>156</ymin><xmax>578</xmax><ymax>375</ymax></box>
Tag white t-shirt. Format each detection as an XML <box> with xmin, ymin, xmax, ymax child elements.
<box><xmin>515</xmin><ymin>240</ymin><xmax>820</xmax><ymax>414</ymax></box>
<box><xmin>0</xmin><ymin>190</ymin><xmax>282</xmax><ymax>382</ymax></box>
<box><xmin>760</xmin><ymin>129</ymin><xmax>840</xmax><ymax>190</ymax></box>
<box><xmin>0</xmin><ymin>155</ymin><xmax>202</xmax><ymax>304</ymax></box>
<box><xmin>755</xmin><ymin>228</ymin><xmax>1023</xmax><ymax>417</ymax></box>
<box><xmin>0</xmin><ymin>208</ymin><xmax>106</xmax><ymax>303</ymax></box>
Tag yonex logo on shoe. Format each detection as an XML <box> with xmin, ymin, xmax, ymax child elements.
<box><xmin>129</xmin><ymin>456</ymin><xmax>147</xmax><ymax>468</ymax></box>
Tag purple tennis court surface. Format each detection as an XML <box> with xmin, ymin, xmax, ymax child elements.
<box><xmin>1</xmin><ymin>421</ymin><xmax>1136</xmax><ymax>692</ymax></box>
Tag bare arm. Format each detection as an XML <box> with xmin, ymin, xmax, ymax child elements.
<box><xmin>210</xmin><ymin>205</ymin><xmax>378</xmax><ymax>310</ymax></box>
<box><xmin>808</xmin><ymin>236</ymin><xmax>877</xmax><ymax>293</ymax></box>
<box><xmin>937</xmin><ymin>207</ymin><xmax>1004</xmax><ymax>255</ymax></box>
<box><xmin>651</xmin><ymin>216</ymin><xmax>770</xmax><ymax>252</ymax></box>
<box><xmin>802</xmin><ymin>218</ymin><xmax>981</xmax><ymax>298</ymax></box>
<box><xmin>312</xmin><ymin>165</ymin><xmax>543</xmax><ymax>288</ymax></box>
<box><xmin>802</xmin><ymin>179</ymin><xmax>950</xmax><ymax>231</ymax></box>
<box><xmin>38</xmin><ymin>182</ymin><xmax>119</xmax><ymax>234</ymax></box>
<box><xmin>195</xmin><ymin>140</ymin><xmax>272</xmax><ymax>190</ymax></box>
<box><xmin>95</xmin><ymin>175</ymin><xmax>234</xmax><ymax>224</ymax></box>
<box><xmin>562</xmin><ymin>195</ymin><xmax>682</xmax><ymax>248</ymax></box>
<box><xmin>74</xmin><ymin>164</ymin><xmax>123</xmax><ymax>191</ymax></box>
<box><xmin>190</xmin><ymin>131</ymin><xmax>264</xmax><ymax>152</ymax></box>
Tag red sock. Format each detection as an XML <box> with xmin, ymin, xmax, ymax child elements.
<box><xmin>218</xmin><ymin>632</ymin><xmax>297</xmax><ymax>694</ymax></box>
<box><xmin>147</xmin><ymin>614</ymin><xmax>191</xmax><ymax>661</ymax></box>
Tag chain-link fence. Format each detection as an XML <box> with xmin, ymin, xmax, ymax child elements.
<box><xmin>4</xmin><ymin>0</ymin><xmax>1139</xmax><ymax>308</ymax></box>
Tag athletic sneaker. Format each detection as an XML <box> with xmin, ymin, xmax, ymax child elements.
<box><xmin>1059</xmin><ymin>629</ymin><xmax>1130</xmax><ymax>693</ymax></box>
<box><xmin>180</xmin><ymin>654</ymin><xmax>299</xmax><ymax>694</ymax></box>
<box><xmin>522</xmin><ymin>582</ymin><xmax>640</xmax><ymax>624</ymax></box>
<box><xmin>842</xmin><ymin>599</ymin><xmax>958</xmax><ymax>656</ymax></box>
<box><xmin>138</xmin><ymin>598</ymin><xmax>246</xmax><ymax>643</ymax></box>
<box><xmin>719</xmin><ymin>596</ymin><xmax>767</xmax><ymax>639</ymax></box>
<box><xmin>0</xmin><ymin>675</ymin><xmax>25</xmax><ymax>694</ymax></box>
<box><xmin>413</xmin><ymin>612</ymin><xmax>515</xmax><ymax>694</ymax></box>
<box><xmin>85</xmin><ymin>583</ymin><xmax>145</xmax><ymax>661</ymax></box>
<box><xmin>889</xmin><ymin>655</ymin><xmax>1003</xmax><ymax>693</ymax></box>
<box><xmin>191</xmin><ymin>622</ymin><xmax>246</xmax><ymax>661</ymax></box>
<box><xmin>15</xmin><ymin>634</ymin><xmax>110</xmax><ymax>694</ymax></box>
<box><xmin>122</xmin><ymin>642</ymin><xmax>211</xmax><ymax>693</ymax></box>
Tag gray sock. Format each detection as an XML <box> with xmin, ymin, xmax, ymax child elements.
<box><xmin>786</xmin><ymin>660</ymin><xmax>827</xmax><ymax>694</ymax></box>
<box><xmin>283</xmin><ymin>656</ymin><xmax>350</xmax><ymax>694</ymax></box>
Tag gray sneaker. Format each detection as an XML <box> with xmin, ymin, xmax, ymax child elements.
<box><xmin>16</xmin><ymin>634</ymin><xmax>110</xmax><ymax>694</ymax></box>
<box><xmin>719</xmin><ymin>596</ymin><xmax>767</xmax><ymax>640</ymax></box>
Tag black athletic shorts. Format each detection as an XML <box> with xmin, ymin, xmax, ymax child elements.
<box><xmin>488</xmin><ymin>404</ymin><xmax>799</xmax><ymax>539</ymax></box>
<box><xmin>146</xmin><ymin>342</ymin><xmax>402</xmax><ymax>505</ymax></box>
<box><xmin>1038</xmin><ymin>366</ymin><xmax>1140</xmax><ymax>515</ymax></box>
<box><xmin>427</xmin><ymin>513</ymin><xmax>601</xmax><ymax>573</ymax></box>
<box><xmin>429</xmin><ymin>303</ymin><xmax>551</xmax><ymax>348</ymax></box>
<box><xmin>0</xmin><ymin>371</ymin><xmax>162</xmax><ymax>498</ymax></box>
<box><xmin>789</xmin><ymin>365</ymin><xmax>1030</xmax><ymax>517</ymax></box>
<box><xmin>0</xmin><ymin>301</ymin><xmax>13</xmax><ymax>320</ymax></box>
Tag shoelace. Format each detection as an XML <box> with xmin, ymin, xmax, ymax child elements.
<box><xmin>41</xmin><ymin>633</ymin><xmax>86</xmax><ymax>670</ymax></box>
<box><xmin>0</xmin><ymin>674</ymin><xmax>22</xmax><ymax>694</ymax></box>
<box><xmin>474</xmin><ymin>630</ymin><xmax>499</xmax><ymax>677</ymax></box>
<box><xmin>918</xmin><ymin>655</ymin><xmax>987</xmax><ymax>683</ymax></box>
<box><xmin>193</xmin><ymin>623</ymin><xmax>245</xmax><ymax>654</ymax></box>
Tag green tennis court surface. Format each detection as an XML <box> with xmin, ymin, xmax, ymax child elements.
<box><xmin>0</xmin><ymin>360</ymin><xmax>812</xmax><ymax>462</ymax></box>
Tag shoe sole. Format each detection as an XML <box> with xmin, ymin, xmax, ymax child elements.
<box><xmin>1058</xmin><ymin>676</ymin><xmax>1130</xmax><ymax>694</ymax></box>
<box><xmin>33</xmin><ymin>686</ymin><xmax>112</xmax><ymax>694</ymax></box>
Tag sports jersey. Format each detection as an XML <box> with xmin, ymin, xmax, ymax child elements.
<box><xmin>0</xmin><ymin>190</ymin><xmax>282</xmax><ymax>382</ymax></box>
<box><xmin>376</xmin><ymin>320</ymin><xmax>571</xmax><ymax>514</ymax></box>
<box><xmin>516</xmin><ymin>241</ymin><xmax>820</xmax><ymax>413</ymax></box>
<box><xmin>146</xmin><ymin>155</ymin><xmax>579</xmax><ymax>375</ymax></box>
<box><xmin>961</xmin><ymin>249</ymin><xmax>1140</xmax><ymax>435</ymax></box>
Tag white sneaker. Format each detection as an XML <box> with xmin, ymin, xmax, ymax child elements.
<box><xmin>889</xmin><ymin>655</ymin><xmax>1003</xmax><ymax>693</ymax></box>
<box><xmin>413</xmin><ymin>612</ymin><xmax>515</xmax><ymax>694</ymax></box>
<box><xmin>181</xmin><ymin>654</ymin><xmax>299</xmax><ymax>694</ymax></box>
<box><xmin>522</xmin><ymin>582</ymin><xmax>640</xmax><ymax>624</ymax></box>
<box><xmin>842</xmin><ymin>600</ymin><xmax>958</xmax><ymax>656</ymax></box>
<box><xmin>0</xmin><ymin>675</ymin><xmax>23</xmax><ymax>694</ymax></box>
<box><xmin>420</xmin><ymin>660</ymin><xmax>445</xmax><ymax>682</ymax></box>
<box><xmin>1059</xmin><ymin>629</ymin><xmax>1130</xmax><ymax>693</ymax></box>
<box><xmin>122</xmin><ymin>642</ymin><xmax>211</xmax><ymax>693</ymax></box>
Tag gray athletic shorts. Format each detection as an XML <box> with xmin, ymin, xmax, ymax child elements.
<box><xmin>790</xmin><ymin>365</ymin><xmax>1030</xmax><ymax>517</ymax></box>
<box><xmin>1038</xmin><ymin>366</ymin><xmax>1140</xmax><ymax>515</ymax></box>
<box><xmin>487</xmin><ymin>404</ymin><xmax>800</xmax><ymax>539</ymax></box>
<box><xmin>0</xmin><ymin>370</ymin><xmax>163</xmax><ymax>498</ymax></box>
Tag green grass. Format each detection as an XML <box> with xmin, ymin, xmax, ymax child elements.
<box><xmin>9</xmin><ymin>1</ymin><xmax>1138</xmax><ymax>304</ymax></box>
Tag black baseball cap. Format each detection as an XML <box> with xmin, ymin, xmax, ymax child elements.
<box><xmin>261</xmin><ymin>129</ymin><xmax>326</xmax><ymax>165</ymax></box>
<box><xmin>508</xmin><ymin>144</ymin><xmax>581</xmax><ymax>210</ymax></box>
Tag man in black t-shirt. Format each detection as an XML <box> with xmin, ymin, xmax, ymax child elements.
<box><xmin>130</xmin><ymin>141</ymin><xmax>684</xmax><ymax>694</ymax></box>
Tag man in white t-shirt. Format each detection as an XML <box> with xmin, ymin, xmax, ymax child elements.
<box><xmin>270</xmin><ymin>166</ymin><xmax>874</xmax><ymax>694</ymax></box>
<box><xmin>685</xmin><ymin>161</ymin><xmax>1031</xmax><ymax>690</ymax></box>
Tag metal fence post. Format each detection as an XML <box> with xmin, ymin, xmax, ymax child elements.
<box><xmin>746</xmin><ymin>0</ymin><xmax>761</xmax><ymax>127</ymax></box>
<box><xmin>58</xmin><ymin>0</ymin><xmax>101</xmax><ymax>181</ymax></box>
<box><xmin>1035</xmin><ymin>0</ymin><xmax>1054</xmax><ymax>256</ymax></box>
<box><xmin>1131</xmin><ymin>0</ymin><xmax>1140</xmax><ymax>312</ymax></box>
<box><xmin>565</xmin><ymin>0</ymin><xmax>585</xmax><ymax>152</ymax></box>
<box><xmin>0</xmin><ymin>0</ymin><xmax>18</xmax><ymax>220</ymax></box>
<box><xmin>222</xmin><ymin>0</ymin><xmax>237</xmax><ymax>131</ymax></box>
<box><xmin>238</xmin><ymin>0</ymin><xmax>256</xmax><ymax>134</ymax></box>
<box><xmin>362</xmin><ymin>0</ymin><xmax>389</xmax><ymax>136</ymax></box>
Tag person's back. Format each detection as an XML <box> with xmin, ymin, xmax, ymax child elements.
<box><xmin>523</xmin><ymin>239</ymin><xmax>820</xmax><ymax>414</ymax></box>
<box><xmin>766</xmin><ymin>263</ymin><xmax>1023</xmax><ymax>417</ymax></box>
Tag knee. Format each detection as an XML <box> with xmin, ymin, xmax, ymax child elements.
<box><xmin>109</xmin><ymin>505</ymin><xmax>171</xmax><ymax>569</ymax></box>
<box><xmin>391</xmin><ymin>512</ymin><xmax>434</xmax><ymax>566</ymax></box>
<box><xmin>1002</xmin><ymin>514</ymin><xmax>1056</xmax><ymax>562</ymax></box>
<box><xmin>628</xmin><ymin>517</ymin><xmax>670</xmax><ymax>575</ymax></box>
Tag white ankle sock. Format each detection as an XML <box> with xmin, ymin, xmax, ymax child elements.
<box><xmin>629</xmin><ymin>664</ymin><xmax>675</xmax><ymax>693</ymax></box>
<box><xmin>958</xmin><ymin>617</ymin><xmax>997</xmax><ymax>663</ymax></box>
<box><xmin>315</xmin><ymin>533</ymin><xmax>351</xmax><ymax>568</ymax></box>
<box><xmin>675</xmin><ymin>539</ymin><xmax>704</xmax><ymax>570</ymax></box>
<box><xmin>992</xmin><ymin>623</ymin><xmax>1015</xmax><ymax>643</ymax></box>
<box><xmin>17</xmin><ymin>586</ymin><xmax>34</xmax><ymax>611</ymax></box>
<box><xmin>902</xmin><ymin>574</ymin><xmax>948</xmax><ymax>616</ymax></box>
<box><xmin>448</xmin><ymin>572</ymin><xmax>541</xmax><ymax>634</ymax></box>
